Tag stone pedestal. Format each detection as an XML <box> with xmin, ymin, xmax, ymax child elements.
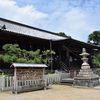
<box><xmin>73</xmin><ymin>67</ymin><xmax>99</xmax><ymax>87</ymax></box>
<box><xmin>73</xmin><ymin>48</ymin><xmax>99</xmax><ymax>87</ymax></box>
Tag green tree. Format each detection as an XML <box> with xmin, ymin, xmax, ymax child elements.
<box><xmin>58</xmin><ymin>32</ymin><xmax>66</xmax><ymax>36</ymax></box>
<box><xmin>41</xmin><ymin>50</ymin><xmax>56</xmax><ymax>67</ymax></box>
<box><xmin>87</xmin><ymin>31</ymin><xmax>100</xmax><ymax>45</ymax></box>
<box><xmin>92</xmin><ymin>53</ymin><xmax>100</xmax><ymax>67</ymax></box>
<box><xmin>0</xmin><ymin>44</ymin><xmax>56</xmax><ymax>66</ymax></box>
<box><xmin>0</xmin><ymin>44</ymin><xmax>41</xmax><ymax>64</ymax></box>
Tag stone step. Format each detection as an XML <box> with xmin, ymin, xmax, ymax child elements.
<box><xmin>79</xmin><ymin>71</ymin><xmax>94</xmax><ymax>75</ymax></box>
<box><xmin>60</xmin><ymin>78</ymin><xmax>74</xmax><ymax>85</ymax></box>
<box><xmin>80</xmin><ymin>69</ymin><xmax>93</xmax><ymax>72</ymax></box>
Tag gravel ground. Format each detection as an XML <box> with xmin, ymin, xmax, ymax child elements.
<box><xmin>0</xmin><ymin>85</ymin><xmax>100</xmax><ymax>100</ymax></box>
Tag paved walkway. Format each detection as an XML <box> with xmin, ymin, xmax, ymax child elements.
<box><xmin>0</xmin><ymin>85</ymin><xmax>100</xmax><ymax>100</ymax></box>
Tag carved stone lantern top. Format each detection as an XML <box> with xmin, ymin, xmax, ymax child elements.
<box><xmin>79</xmin><ymin>48</ymin><xmax>90</xmax><ymax>66</ymax></box>
<box><xmin>80</xmin><ymin>48</ymin><xmax>90</xmax><ymax>56</ymax></box>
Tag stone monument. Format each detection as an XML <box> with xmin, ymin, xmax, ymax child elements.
<box><xmin>73</xmin><ymin>48</ymin><xmax>99</xmax><ymax>87</ymax></box>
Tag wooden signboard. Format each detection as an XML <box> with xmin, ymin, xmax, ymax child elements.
<box><xmin>11</xmin><ymin>63</ymin><xmax>47</xmax><ymax>94</ymax></box>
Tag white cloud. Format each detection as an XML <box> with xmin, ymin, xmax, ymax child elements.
<box><xmin>35</xmin><ymin>0</ymin><xmax>100</xmax><ymax>42</ymax></box>
<box><xmin>37</xmin><ymin>6</ymin><xmax>90</xmax><ymax>40</ymax></box>
<box><xmin>0</xmin><ymin>0</ymin><xmax>100</xmax><ymax>42</ymax></box>
<box><xmin>0</xmin><ymin>0</ymin><xmax>48</xmax><ymax>26</ymax></box>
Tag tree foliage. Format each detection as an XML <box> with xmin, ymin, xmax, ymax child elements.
<box><xmin>0</xmin><ymin>44</ymin><xmax>56</xmax><ymax>66</ymax></box>
<box><xmin>87</xmin><ymin>31</ymin><xmax>100</xmax><ymax>45</ymax></box>
<box><xmin>58</xmin><ymin>32</ymin><xmax>66</xmax><ymax>36</ymax></box>
<box><xmin>0</xmin><ymin>44</ymin><xmax>41</xmax><ymax>64</ymax></box>
<box><xmin>41</xmin><ymin>50</ymin><xmax>56</xmax><ymax>67</ymax></box>
<box><xmin>92</xmin><ymin>53</ymin><xmax>100</xmax><ymax>67</ymax></box>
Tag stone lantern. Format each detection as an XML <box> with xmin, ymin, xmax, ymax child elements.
<box><xmin>73</xmin><ymin>48</ymin><xmax>99</xmax><ymax>87</ymax></box>
<box><xmin>80</xmin><ymin>48</ymin><xmax>90</xmax><ymax>66</ymax></box>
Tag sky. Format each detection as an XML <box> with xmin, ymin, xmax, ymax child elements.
<box><xmin>0</xmin><ymin>0</ymin><xmax>100</xmax><ymax>42</ymax></box>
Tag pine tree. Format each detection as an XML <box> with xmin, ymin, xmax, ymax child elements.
<box><xmin>0</xmin><ymin>44</ymin><xmax>41</xmax><ymax>64</ymax></box>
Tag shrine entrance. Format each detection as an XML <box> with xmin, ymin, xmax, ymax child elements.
<box><xmin>11</xmin><ymin>63</ymin><xmax>47</xmax><ymax>94</ymax></box>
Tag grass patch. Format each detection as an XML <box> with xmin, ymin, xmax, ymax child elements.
<box><xmin>45</xmin><ymin>72</ymin><xmax>56</xmax><ymax>75</ymax></box>
<box><xmin>0</xmin><ymin>75</ymin><xmax>8</xmax><ymax>77</ymax></box>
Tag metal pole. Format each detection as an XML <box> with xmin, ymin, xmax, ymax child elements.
<box><xmin>50</xmin><ymin>40</ymin><xmax>53</xmax><ymax>72</ymax></box>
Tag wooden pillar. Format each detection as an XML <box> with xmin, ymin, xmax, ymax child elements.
<box><xmin>58</xmin><ymin>45</ymin><xmax>62</xmax><ymax>61</ymax></box>
<box><xmin>13</xmin><ymin>67</ymin><xmax>17</xmax><ymax>92</ymax></box>
<box><xmin>50</xmin><ymin>40</ymin><xmax>53</xmax><ymax>72</ymax></box>
<box><xmin>58</xmin><ymin>45</ymin><xmax>62</xmax><ymax>71</ymax></box>
<box><xmin>42</xmin><ymin>67</ymin><xmax>46</xmax><ymax>89</ymax></box>
<box><xmin>66</xmin><ymin>50</ymin><xmax>70</xmax><ymax>70</ymax></box>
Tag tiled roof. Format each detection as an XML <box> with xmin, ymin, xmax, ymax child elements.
<box><xmin>11</xmin><ymin>63</ymin><xmax>47</xmax><ymax>68</ymax></box>
<box><xmin>0</xmin><ymin>18</ymin><xmax>68</xmax><ymax>41</ymax></box>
